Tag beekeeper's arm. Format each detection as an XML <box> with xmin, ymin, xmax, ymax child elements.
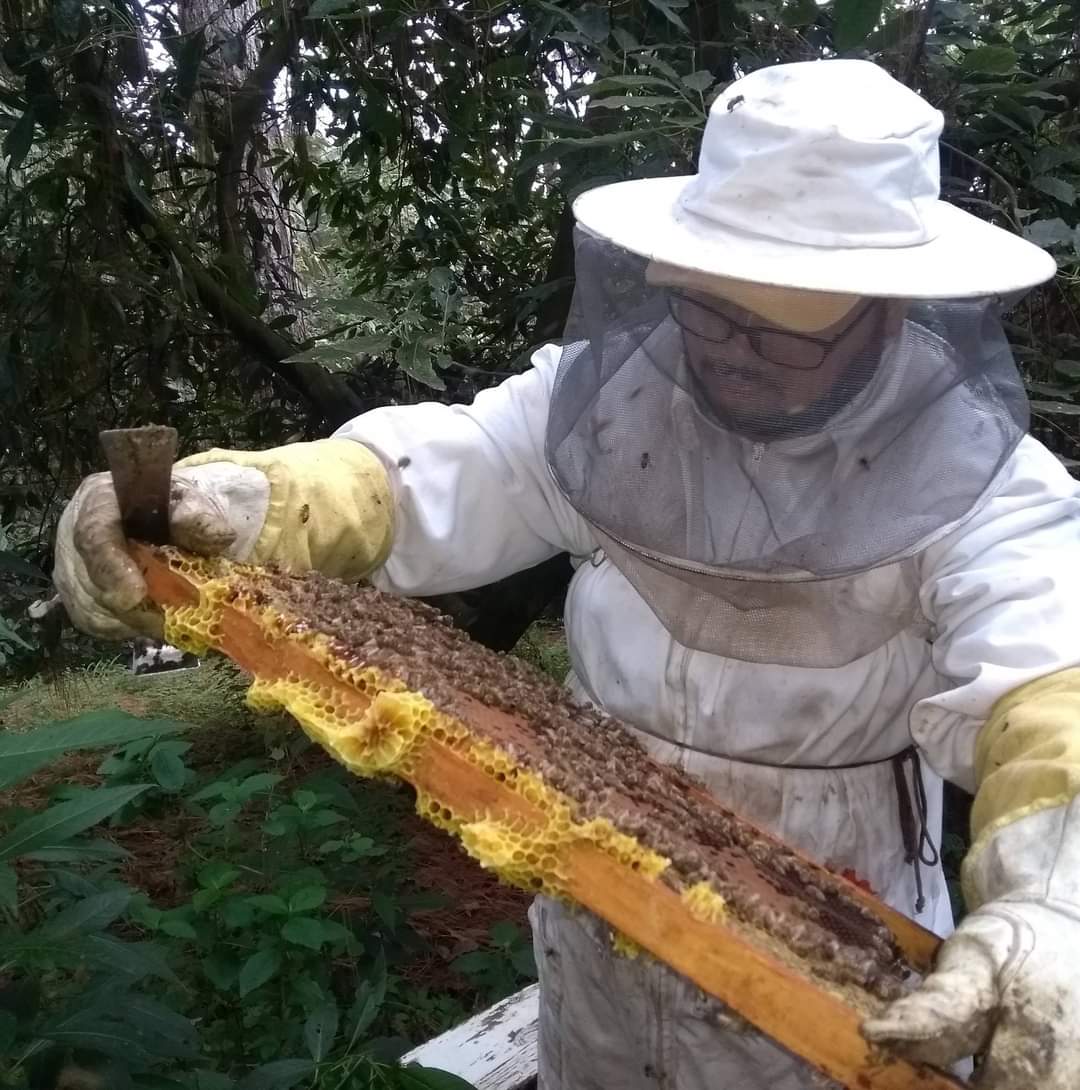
<box><xmin>55</xmin><ymin>345</ymin><xmax>587</xmax><ymax>638</ymax></box>
<box><xmin>862</xmin><ymin>437</ymin><xmax>1080</xmax><ymax>1088</ymax></box>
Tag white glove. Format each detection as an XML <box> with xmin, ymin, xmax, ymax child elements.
<box><xmin>862</xmin><ymin>798</ymin><xmax>1080</xmax><ymax>1087</ymax></box>
<box><xmin>53</xmin><ymin>464</ymin><xmax>269</xmax><ymax>640</ymax></box>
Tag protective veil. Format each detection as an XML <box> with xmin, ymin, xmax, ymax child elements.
<box><xmin>546</xmin><ymin>230</ymin><xmax>1029</xmax><ymax>670</ymax></box>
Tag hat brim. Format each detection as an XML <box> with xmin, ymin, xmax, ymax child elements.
<box><xmin>572</xmin><ymin>176</ymin><xmax>1057</xmax><ymax>299</ymax></box>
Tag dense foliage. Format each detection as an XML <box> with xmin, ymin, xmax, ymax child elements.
<box><xmin>0</xmin><ymin>661</ymin><xmax>537</xmax><ymax>1088</ymax></box>
<box><xmin>1</xmin><ymin>0</ymin><xmax>1079</xmax><ymax>575</ymax></box>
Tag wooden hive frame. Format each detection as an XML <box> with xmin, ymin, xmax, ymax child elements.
<box><xmin>132</xmin><ymin>544</ymin><xmax>965</xmax><ymax>1090</ymax></box>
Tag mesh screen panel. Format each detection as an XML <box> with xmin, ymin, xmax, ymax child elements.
<box><xmin>546</xmin><ymin>231</ymin><xmax>1027</xmax><ymax>666</ymax></box>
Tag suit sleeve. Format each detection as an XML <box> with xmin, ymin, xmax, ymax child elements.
<box><xmin>912</xmin><ymin>437</ymin><xmax>1080</xmax><ymax>838</ymax></box>
<box><xmin>332</xmin><ymin>343</ymin><xmax>595</xmax><ymax>596</ymax></box>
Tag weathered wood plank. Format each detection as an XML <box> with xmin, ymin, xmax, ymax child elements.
<box><xmin>401</xmin><ymin>985</ymin><xmax>539</xmax><ymax>1090</ymax></box>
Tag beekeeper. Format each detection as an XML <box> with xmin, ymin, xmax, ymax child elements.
<box><xmin>54</xmin><ymin>59</ymin><xmax>1080</xmax><ymax>1089</ymax></box>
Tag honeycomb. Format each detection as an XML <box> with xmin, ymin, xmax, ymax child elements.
<box><xmin>612</xmin><ymin>931</ymin><xmax>643</xmax><ymax>959</ymax></box>
<box><xmin>147</xmin><ymin>547</ymin><xmax>915</xmax><ymax>1004</ymax></box>
<box><xmin>682</xmin><ymin>881</ymin><xmax>728</xmax><ymax>925</ymax></box>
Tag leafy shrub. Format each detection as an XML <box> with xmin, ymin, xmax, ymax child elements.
<box><xmin>0</xmin><ymin>701</ymin><xmax>530</xmax><ymax>1089</ymax></box>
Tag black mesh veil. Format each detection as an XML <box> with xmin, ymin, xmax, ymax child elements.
<box><xmin>545</xmin><ymin>230</ymin><xmax>1029</xmax><ymax>667</ymax></box>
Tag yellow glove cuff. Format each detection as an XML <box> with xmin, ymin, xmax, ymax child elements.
<box><xmin>971</xmin><ymin>667</ymin><xmax>1080</xmax><ymax>846</ymax></box>
<box><xmin>176</xmin><ymin>439</ymin><xmax>393</xmax><ymax>582</ymax></box>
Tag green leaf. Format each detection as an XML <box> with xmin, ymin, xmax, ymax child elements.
<box><xmin>293</xmin><ymin>789</ymin><xmax>317</xmax><ymax>811</ymax></box>
<box><xmin>207</xmin><ymin>801</ymin><xmax>242</xmax><ymax>827</ymax></box>
<box><xmin>553</xmin><ymin>127</ymin><xmax>658</xmax><ymax>148</ymax></box>
<box><xmin>161</xmin><ymin>917</ymin><xmax>198</xmax><ymax>939</ymax></box>
<box><xmin>1054</xmin><ymin>359</ymin><xmax>1080</xmax><ymax>379</ymax></box>
<box><xmin>188</xmin><ymin>780</ymin><xmax>225</xmax><ymax>803</ymax></box>
<box><xmin>345</xmin><ymin>950</ymin><xmax>386</xmax><ymax>1043</ymax></box>
<box><xmin>281</xmin><ymin>917</ymin><xmax>326</xmax><ymax>949</ymax></box>
<box><xmin>123</xmin><ymin>994</ymin><xmax>200</xmax><ymax>1057</ymax></box>
<box><xmin>4</xmin><ymin>108</ymin><xmax>36</xmax><ymax>170</ymax></box>
<box><xmin>83</xmin><ymin>935</ymin><xmax>176</xmax><ymax>982</ymax></box>
<box><xmin>0</xmin><ymin>863</ymin><xmax>16</xmax><ymax>913</ymax></box>
<box><xmin>644</xmin><ymin>0</ymin><xmax>689</xmax><ymax>32</ymax></box>
<box><xmin>307</xmin><ymin>0</ymin><xmax>354</xmax><ymax>15</ymax></box>
<box><xmin>235</xmin><ymin>1059</ymin><xmax>316</xmax><ymax>1090</ymax></box>
<box><xmin>304</xmin><ymin>1000</ymin><xmax>339</xmax><ymax>1061</ymax></box>
<box><xmin>511</xmin><ymin>944</ymin><xmax>537</xmax><ymax>977</ymax></box>
<box><xmin>37</xmin><ymin>1013</ymin><xmax>156</xmax><ymax>1066</ymax></box>
<box><xmin>345</xmin><ymin>333</ymin><xmax>395</xmax><ymax>354</ymax></box>
<box><xmin>323</xmin><ymin>297</ymin><xmax>392</xmax><ymax>320</ymax></box>
<box><xmin>236</xmin><ymin>772</ymin><xmax>282</xmax><ymax>800</ymax></box>
<box><xmin>490</xmin><ymin>920</ymin><xmax>520</xmax><ymax>946</ymax></box>
<box><xmin>961</xmin><ymin>44</ymin><xmax>1018</xmax><ymax>74</ymax></box>
<box><xmin>0</xmin><ymin>711</ymin><xmax>189</xmax><ymax>793</ymax></box>
<box><xmin>197</xmin><ymin>861</ymin><xmax>240</xmax><ymax>891</ymax></box>
<box><xmin>0</xmin><ymin>613</ymin><xmax>31</xmax><ymax>650</ymax></box>
<box><xmin>0</xmin><ymin>549</ymin><xmax>47</xmax><ymax>581</ymax></box>
<box><xmin>220</xmin><ymin>898</ymin><xmax>255</xmax><ymax>929</ymax></box>
<box><xmin>315</xmin><ymin>918</ymin><xmax>354</xmax><ymax>946</ymax></box>
<box><xmin>288</xmin><ymin>885</ymin><xmax>327</xmax><ymax>913</ymax></box>
<box><xmin>1024</xmin><ymin>217</ymin><xmax>1074</xmax><ymax>246</ymax></box>
<box><xmin>568</xmin><ymin>74</ymin><xmax>677</xmax><ymax>97</ymax></box>
<box><xmin>832</xmin><ymin>0</ymin><xmax>884</xmax><ymax>49</ymax></box>
<box><xmin>151</xmin><ymin>746</ymin><xmax>188</xmax><ymax>792</ymax></box>
<box><xmin>0</xmin><ymin>785</ymin><xmax>150</xmax><ymax>862</ymax></box>
<box><xmin>588</xmin><ymin>95</ymin><xmax>685</xmax><ymax>109</ymax></box>
<box><xmin>451</xmin><ymin>950</ymin><xmax>492</xmax><ymax>974</ymax></box>
<box><xmin>282</xmin><ymin>345</ymin><xmax>352</xmax><ymax>367</ymax></box>
<box><xmin>397</xmin><ymin>339</ymin><xmax>446</xmax><ymax>391</ymax></box>
<box><xmin>611</xmin><ymin>25</ymin><xmax>638</xmax><ymax>51</ymax></box>
<box><xmin>428</xmin><ymin>267</ymin><xmax>453</xmax><ymax>293</ymax></box>
<box><xmin>202</xmin><ymin>954</ymin><xmax>239</xmax><ymax>992</ymax></box>
<box><xmin>35</xmin><ymin>889</ymin><xmax>131</xmax><ymax>940</ymax></box>
<box><xmin>1035</xmin><ymin>146</ymin><xmax>1080</xmax><ymax>173</ymax></box>
<box><xmin>1032</xmin><ymin>175</ymin><xmax>1076</xmax><ymax>205</ymax></box>
<box><xmin>681</xmin><ymin>70</ymin><xmax>715</xmax><ymax>93</ymax></box>
<box><xmin>396</xmin><ymin>1067</ymin><xmax>478</xmax><ymax>1090</ymax></box>
<box><xmin>545</xmin><ymin>1</ymin><xmax>610</xmax><ymax>42</ymax></box>
<box><xmin>23</xmin><ymin>838</ymin><xmax>129</xmax><ymax>863</ymax></box>
<box><xmin>238</xmin><ymin>948</ymin><xmax>281</xmax><ymax>997</ymax></box>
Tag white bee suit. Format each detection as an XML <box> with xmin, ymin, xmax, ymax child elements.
<box><xmin>334</xmin><ymin>342</ymin><xmax>1080</xmax><ymax>1089</ymax></box>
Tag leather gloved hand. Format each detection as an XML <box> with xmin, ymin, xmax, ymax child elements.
<box><xmin>864</xmin><ymin>671</ymin><xmax>1080</xmax><ymax>1088</ymax></box>
<box><xmin>54</xmin><ymin>439</ymin><xmax>394</xmax><ymax>640</ymax></box>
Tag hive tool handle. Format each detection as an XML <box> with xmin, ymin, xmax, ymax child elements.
<box><xmin>98</xmin><ymin>425</ymin><xmax>198</xmax><ymax>677</ymax></box>
<box><xmin>99</xmin><ymin>425</ymin><xmax>178</xmax><ymax>545</ymax></box>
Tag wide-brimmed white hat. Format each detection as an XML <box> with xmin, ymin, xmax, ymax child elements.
<box><xmin>572</xmin><ymin>59</ymin><xmax>1055</xmax><ymax>299</ymax></box>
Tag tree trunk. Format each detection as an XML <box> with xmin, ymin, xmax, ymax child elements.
<box><xmin>178</xmin><ymin>0</ymin><xmax>305</xmax><ymax>328</ymax></box>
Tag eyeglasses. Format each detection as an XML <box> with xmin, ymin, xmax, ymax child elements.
<box><xmin>667</xmin><ymin>290</ymin><xmax>880</xmax><ymax>371</ymax></box>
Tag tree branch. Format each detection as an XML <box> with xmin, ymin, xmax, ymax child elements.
<box><xmin>71</xmin><ymin>47</ymin><xmax>364</xmax><ymax>429</ymax></box>
<box><xmin>899</xmin><ymin>0</ymin><xmax>937</xmax><ymax>89</ymax></box>
<box><xmin>216</xmin><ymin>4</ymin><xmax>304</xmax><ymax>260</ymax></box>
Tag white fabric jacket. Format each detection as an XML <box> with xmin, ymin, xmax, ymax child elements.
<box><xmin>335</xmin><ymin>343</ymin><xmax>1080</xmax><ymax>1089</ymax></box>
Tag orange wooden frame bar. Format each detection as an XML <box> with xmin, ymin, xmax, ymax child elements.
<box><xmin>133</xmin><ymin>544</ymin><xmax>965</xmax><ymax>1090</ymax></box>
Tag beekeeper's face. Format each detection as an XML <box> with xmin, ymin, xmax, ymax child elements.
<box><xmin>671</xmin><ymin>290</ymin><xmax>895</xmax><ymax>419</ymax></box>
